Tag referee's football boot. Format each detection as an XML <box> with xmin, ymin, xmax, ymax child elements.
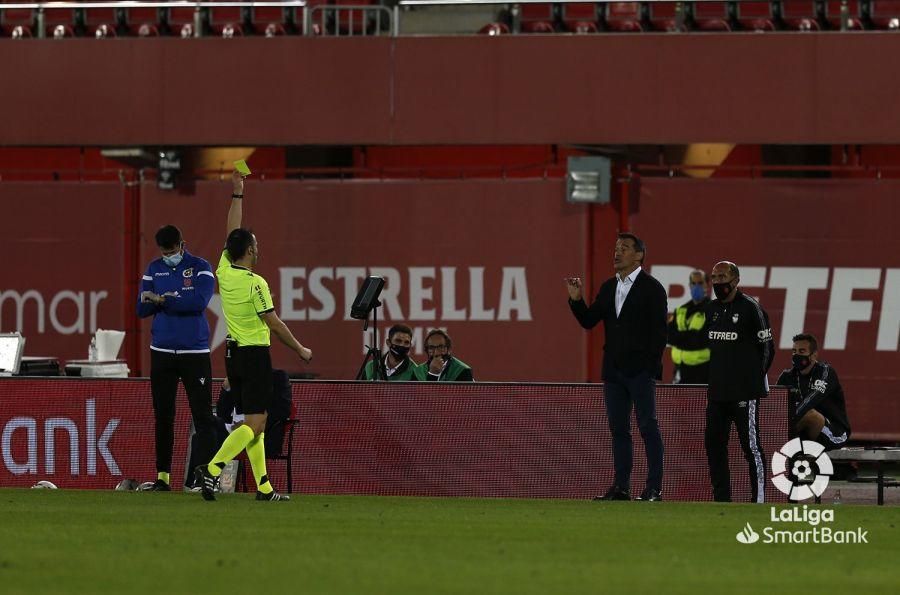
<box><xmin>635</xmin><ymin>488</ymin><xmax>663</xmax><ymax>502</ymax></box>
<box><xmin>145</xmin><ymin>479</ymin><xmax>171</xmax><ymax>492</ymax></box>
<box><xmin>593</xmin><ymin>485</ymin><xmax>631</xmax><ymax>501</ymax></box>
<box><xmin>256</xmin><ymin>490</ymin><xmax>290</xmax><ymax>502</ymax></box>
<box><xmin>194</xmin><ymin>465</ymin><xmax>219</xmax><ymax>501</ymax></box>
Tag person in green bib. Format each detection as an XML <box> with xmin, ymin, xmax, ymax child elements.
<box><xmin>195</xmin><ymin>170</ymin><xmax>313</xmax><ymax>503</ymax></box>
<box><xmin>363</xmin><ymin>324</ymin><xmax>420</xmax><ymax>381</ymax></box>
<box><xmin>667</xmin><ymin>269</ymin><xmax>711</xmax><ymax>384</ymax></box>
<box><xmin>415</xmin><ymin>329</ymin><xmax>474</xmax><ymax>382</ymax></box>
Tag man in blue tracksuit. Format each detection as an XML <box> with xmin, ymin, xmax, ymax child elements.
<box><xmin>137</xmin><ymin>225</ymin><xmax>217</xmax><ymax>491</ymax></box>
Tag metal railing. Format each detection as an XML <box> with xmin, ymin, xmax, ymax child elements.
<box><xmin>307</xmin><ymin>5</ymin><xmax>395</xmax><ymax>37</ymax></box>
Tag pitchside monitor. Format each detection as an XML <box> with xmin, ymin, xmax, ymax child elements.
<box><xmin>0</xmin><ymin>333</ymin><xmax>25</xmax><ymax>376</ymax></box>
<box><xmin>350</xmin><ymin>276</ymin><xmax>385</xmax><ymax>320</ymax></box>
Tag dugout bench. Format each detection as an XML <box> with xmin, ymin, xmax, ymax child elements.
<box><xmin>828</xmin><ymin>447</ymin><xmax>900</xmax><ymax>506</ymax></box>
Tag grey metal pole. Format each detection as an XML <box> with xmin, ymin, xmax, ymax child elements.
<box><xmin>36</xmin><ymin>7</ymin><xmax>46</xmax><ymax>39</ymax></box>
<box><xmin>193</xmin><ymin>3</ymin><xmax>202</xmax><ymax>37</ymax></box>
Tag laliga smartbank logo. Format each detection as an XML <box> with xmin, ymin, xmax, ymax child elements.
<box><xmin>732</xmin><ymin>439</ymin><xmax>869</xmax><ymax>545</ymax></box>
<box><xmin>771</xmin><ymin>437</ymin><xmax>833</xmax><ymax>500</ymax></box>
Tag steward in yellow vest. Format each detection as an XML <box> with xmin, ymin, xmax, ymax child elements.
<box><xmin>667</xmin><ymin>270</ymin><xmax>711</xmax><ymax>384</ymax></box>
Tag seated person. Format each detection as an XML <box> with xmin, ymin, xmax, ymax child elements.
<box><xmin>777</xmin><ymin>333</ymin><xmax>851</xmax><ymax>450</ymax></box>
<box><xmin>415</xmin><ymin>329</ymin><xmax>474</xmax><ymax>381</ymax></box>
<box><xmin>363</xmin><ymin>324</ymin><xmax>419</xmax><ymax>380</ymax></box>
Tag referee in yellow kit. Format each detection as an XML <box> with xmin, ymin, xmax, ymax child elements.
<box><xmin>195</xmin><ymin>170</ymin><xmax>313</xmax><ymax>502</ymax></box>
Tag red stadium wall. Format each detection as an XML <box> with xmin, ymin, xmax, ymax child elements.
<box><xmin>0</xmin><ymin>378</ymin><xmax>789</xmax><ymax>502</ymax></box>
<box><xmin>6</xmin><ymin>35</ymin><xmax>900</xmax><ymax>145</ymax></box>
<box><xmin>1</xmin><ymin>178</ymin><xmax>897</xmax><ymax>439</ymax></box>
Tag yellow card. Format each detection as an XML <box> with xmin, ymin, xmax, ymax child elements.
<box><xmin>233</xmin><ymin>160</ymin><xmax>251</xmax><ymax>176</ymax></box>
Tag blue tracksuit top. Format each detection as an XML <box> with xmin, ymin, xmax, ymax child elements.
<box><xmin>136</xmin><ymin>251</ymin><xmax>214</xmax><ymax>352</ymax></box>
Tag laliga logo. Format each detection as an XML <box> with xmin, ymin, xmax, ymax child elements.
<box><xmin>771</xmin><ymin>438</ymin><xmax>833</xmax><ymax>501</ymax></box>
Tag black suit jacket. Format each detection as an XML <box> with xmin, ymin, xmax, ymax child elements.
<box><xmin>569</xmin><ymin>270</ymin><xmax>668</xmax><ymax>380</ymax></box>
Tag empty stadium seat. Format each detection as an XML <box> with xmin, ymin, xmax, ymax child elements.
<box><xmin>83</xmin><ymin>7</ymin><xmax>120</xmax><ymax>38</ymax></box>
<box><xmin>123</xmin><ymin>7</ymin><xmax>161</xmax><ymax>37</ymax></box>
<box><xmin>825</xmin><ymin>1</ymin><xmax>864</xmax><ymax>29</ymax></box>
<box><xmin>691</xmin><ymin>1</ymin><xmax>732</xmax><ymax>30</ymax></box>
<box><xmin>648</xmin><ymin>0</ymin><xmax>687</xmax><ymax>31</ymax></box>
<box><xmin>251</xmin><ymin>5</ymin><xmax>292</xmax><ymax>36</ymax></box>
<box><xmin>209</xmin><ymin>1</ymin><xmax>245</xmax><ymax>37</ymax></box>
<box><xmin>604</xmin><ymin>2</ymin><xmax>644</xmax><ymax>31</ymax></box>
<box><xmin>42</xmin><ymin>5</ymin><xmax>77</xmax><ymax>38</ymax></box>
<box><xmin>868</xmin><ymin>0</ymin><xmax>900</xmax><ymax>29</ymax></box>
<box><xmin>520</xmin><ymin>4</ymin><xmax>556</xmax><ymax>33</ymax></box>
<box><xmin>562</xmin><ymin>4</ymin><xmax>599</xmax><ymax>32</ymax></box>
<box><xmin>0</xmin><ymin>4</ymin><xmax>35</xmax><ymax>38</ymax></box>
<box><xmin>167</xmin><ymin>5</ymin><xmax>199</xmax><ymax>37</ymax></box>
<box><xmin>780</xmin><ymin>1</ymin><xmax>822</xmax><ymax>30</ymax></box>
<box><xmin>734</xmin><ymin>0</ymin><xmax>776</xmax><ymax>31</ymax></box>
<box><xmin>479</xmin><ymin>22</ymin><xmax>510</xmax><ymax>35</ymax></box>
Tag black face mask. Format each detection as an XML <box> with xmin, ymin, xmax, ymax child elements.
<box><xmin>389</xmin><ymin>344</ymin><xmax>410</xmax><ymax>359</ymax></box>
<box><xmin>712</xmin><ymin>281</ymin><xmax>734</xmax><ymax>300</ymax></box>
<box><xmin>792</xmin><ymin>354</ymin><xmax>811</xmax><ymax>371</ymax></box>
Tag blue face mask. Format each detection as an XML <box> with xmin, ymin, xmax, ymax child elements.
<box><xmin>690</xmin><ymin>284</ymin><xmax>706</xmax><ymax>302</ymax></box>
<box><xmin>162</xmin><ymin>252</ymin><xmax>183</xmax><ymax>268</ymax></box>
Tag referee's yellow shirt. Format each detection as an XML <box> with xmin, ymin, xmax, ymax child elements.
<box><xmin>216</xmin><ymin>250</ymin><xmax>274</xmax><ymax>346</ymax></box>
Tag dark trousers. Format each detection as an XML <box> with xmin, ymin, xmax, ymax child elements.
<box><xmin>677</xmin><ymin>362</ymin><xmax>710</xmax><ymax>385</ymax></box>
<box><xmin>603</xmin><ymin>367</ymin><xmax>664</xmax><ymax>492</ymax></box>
<box><xmin>705</xmin><ymin>399</ymin><xmax>766</xmax><ymax>503</ymax></box>
<box><xmin>150</xmin><ymin>350</ymin><xmax>217</xmax><ymax>474</ymax></box>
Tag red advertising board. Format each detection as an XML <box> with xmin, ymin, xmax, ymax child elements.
<box><xmin>634</xmin><ymin>178</ymin><xmax>900</xmax><ymax>439</ymax></box>
<box><xmin>138</xmin><ymin>179</ymin><xmax>590</xmax><ymax>383</ymax></box>
<box><xmin>0</xmin><ymin>182</ymin><xmax>127</xmax><ymax>365</ymax></box>
<box><xmin>0</xmin><ymin>378</ymin><xmax>788</xmax><ymax>502</ymax></box>
<box><xmin>0</xmin><ymin>379</ymin><xmax>193</xmax><ymax>489</ymax></box>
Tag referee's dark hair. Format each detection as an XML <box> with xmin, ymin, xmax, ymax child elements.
<box><xmin>226</xmin><ymin>228</ymin><xmax>255</xmax><ymax>262</ymax></box>
<box><xmin>388</xmin><ymin>324</ymin><xmax>413</xmax><ymax>340</ymax></box>
<box><xmin>792</xmin><ymin>333</ymin><xmax>819</xmax><ymax>354</ymax></box>
<box><xmin>424</xmin><ymin>329</ymin><xmax>452</xmax><ymax>349</ymax></box>
<box><xmin>155</xmin><ymin>225</ymin><xmax>183</xmax><ymax>250</ymax></box>
<box><xmin>617</xmin><ymin>232</ymin><xmax>646</xmax><ymax>264</ymax></box>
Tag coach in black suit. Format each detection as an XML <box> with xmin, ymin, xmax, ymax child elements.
<box><xmin>566</xmin><ymin>233</ymin><xmax>668</xmax><ymax>501</ymax></box>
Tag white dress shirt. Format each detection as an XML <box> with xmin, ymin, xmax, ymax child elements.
<box><xmin>384</xmin><ymin>354</ymin><xmax>404</xmax><ymax>378</ymax></box>
<box><xmin>615</xmin><ymin>266</ymin><xmax>642</xmax><ymax>318</ymax></box>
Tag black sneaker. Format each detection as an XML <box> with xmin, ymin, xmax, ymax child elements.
<box><xmin>146</xmin><ymin>479</ymin><xmax>171</xmax><ymax>492</ymax></box>
<box><xmin>194</xmin><ymin>465</ymin><xmax>218</xmax><ymax>501</ymax></box>
<box><xmin>635</xmin><ymin>488</ymin><xmax>663</xmax><ymax>502</ymax></box>
<box><xmin>593</xmin><ymin>485</ymin><xmax>631</xmax><ymax>501</ymax></box>
<box><xmin>256</xmin><ymin>490</ymin><xmax>290</xmax><ymax>502</ymax></box>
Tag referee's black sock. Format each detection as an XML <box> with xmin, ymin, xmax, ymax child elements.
<box><xmin>246</xmin><ymin>433</ymin><xmax>273</xmax><ymax>495</ymax></box>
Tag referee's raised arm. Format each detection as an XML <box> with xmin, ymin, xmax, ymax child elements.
<box><xmin>227</xmin><ymin>169</ymin><xmax>244</xmax><ymax>236</ymax></box>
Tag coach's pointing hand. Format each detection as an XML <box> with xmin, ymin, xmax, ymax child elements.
<box><xmin>565</xmin><ymin>277</ymin><xmax>583</xmax><ymax>302</ymax></box>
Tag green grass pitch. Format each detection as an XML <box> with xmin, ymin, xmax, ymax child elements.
<box><xmin>0</xmin><ymin>489</ymin><xmax>897</xmax><ymax>594</ymax></box>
